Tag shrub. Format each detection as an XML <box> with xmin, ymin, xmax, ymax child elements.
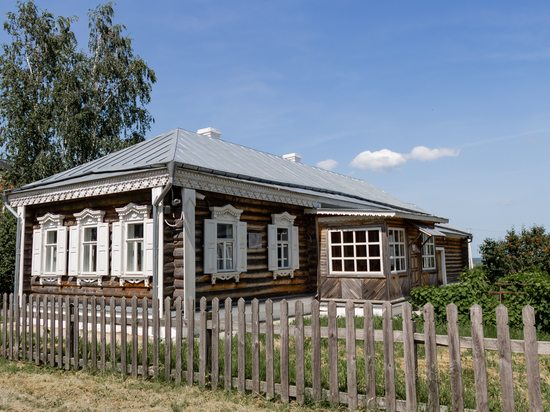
<box><xmin>0</xmin><ymin>208</ymin><xmax>16</xmax><ymax>298</ymax></box>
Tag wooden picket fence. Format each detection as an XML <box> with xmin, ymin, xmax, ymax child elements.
<box><xmin>0</xmin><ymin>292</ymin><xmax>547</xmax><ymax>411</ymax></box>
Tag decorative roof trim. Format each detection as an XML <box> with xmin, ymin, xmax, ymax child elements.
<box><xmin>307</xmin><ymin>208</ymin><xmax>447</xmax><ymax>223</ymax></box>
<box><xmin>8</xmin><ymin>170</ymin><xmax>169</xmax><ymax>207</ymax></box>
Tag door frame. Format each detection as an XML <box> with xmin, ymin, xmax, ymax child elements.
<box><xmin>436</xmin><ymin>247</ymin><xmax>447</xmax><ymax>286</ymax></box>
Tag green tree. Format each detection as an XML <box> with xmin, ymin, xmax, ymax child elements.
<box><xmin>0</xmin><ymin>1</ymin><xmax>156</xmax><ymax>187</ymax></box>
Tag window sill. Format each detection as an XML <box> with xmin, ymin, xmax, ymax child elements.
<box><xmin>212</xmin><ymin>272</ymin><xmax>240</xmax><ymax>285</ymax></box>
<box><xmin>328</xmin><ymin>273</ymin><xmax>385</xmax><ymax>279</ymax></box>
<box><xmin>119</xmin><ymin>274</ymin><xmax>150</xmax><ymax>287</ymax></box>
<box><xmin>77</xmin><ymin>274</ymin><xmax>103</xmax><ymax>286</ymax></box>
<box><xmin>37</xmin><ymin>274</ymin><xmax>63</xmax><ymax>285</ymax></box>
<box><xmin>273</xmin><ymin>269</ymin><xmax>295</xmax><ymax>280</ymax></box>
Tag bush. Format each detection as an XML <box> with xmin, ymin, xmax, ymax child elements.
<box><xmin>480</xmin><ymin>225</ymin><xmax>550</xmax><ymax>283</ymax></box>
<box><xmin>0</xmin><ymin>208</ymin><xmax>16</xmax><ymax>298</ymax></box>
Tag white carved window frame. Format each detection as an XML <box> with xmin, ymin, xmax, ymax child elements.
<box><xmin>112</xmin><ymin>203</ymin><xmax>154</xmax><ymax>287</ymax></box>
<box><xmin>204</xmin><ymin>204</ymin><xmax>247</xmax><ymax>285</ymax></box>
<box><xmin>268</xmin><ymin>212</ymin><xmax>299</xmax><ymax>280</ymax></box>
<box><xmin>32</xmin><ymin>213</ymin><xmax>67</xmax><ymax>285</ymax></box>
<box><xmin>69</xmin><ymin>209</ymin><xmax>109</xmax><ymax>286</ymax></box>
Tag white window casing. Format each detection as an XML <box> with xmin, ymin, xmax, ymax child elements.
<box><xmin>421</xmin><ymin>234</ymin><xmax>436</xmax><ymax>270</ymax></box>
<box><xmin>267</xmin><ymin>212</ymin><xmax>298</xmax><ymax>280</ymax></box>
<box><xmin>388</xmin><ymin>228</ymin><xmax>407</xmax><ymax>273</ymax></box>
<box><xmin>204</xmin><ymin>204</ymin><xmax>246</xmax><ymax>284</ymax></box>
<box><xmin>33</xmin><ymin>213</ymin><xmax>67</xmax><ymax>285</ymax></box>
<box><xmin>113</xmin><ymin>203</ymin><xmax>153</xmax><ymax>287</ymax></box>
<box><xmin>328</xmin><ymin>227</ymin><xmax>383</xmax><ymax>277</ymax></box>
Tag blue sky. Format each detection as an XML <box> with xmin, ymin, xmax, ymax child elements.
<box><xmin>3</xmin><ymin>0</ymin><xmax>550</xmax><ymax>257</ymax></box>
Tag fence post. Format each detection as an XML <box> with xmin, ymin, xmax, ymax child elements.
<box><xmin>280</xmin><ymin>299</ymin><xmax>289</xmax><ymax>403</ymax></box>
<box><xmin>346</xmin><ymin>300</ymin><xmax>358</xmax><ymax>411</ymax></box>
<box><xmin>383</xmin><ymin>301</ymin><xmax>396</xmax><ymax>412</ymax></box>
<box><xmin>328</xmin><ymin>300</ymin><xmax>338</xmax><ymax>406</ymax></box>
<box><xmin>224</xmin><ymin>297</ymin><xmax>232</xmax><ymax>391</ymax></box>
<box><xmin>174</xmin><ymin>297</ymin><xmax>182</xmax><ymax>384</ymax></box>
<box><xmin>471</xmin><ymin>304</ymin><xmax>489</xmax><ymax>412</ymax></box>
<box><xmin>446</xmin><ymin>303</ymin><xmax>464</xmax><ymax>412</ymax></box>
<box><xmin>523</xmin><ymin>305</ymin><xmax>542</xmax><ymax>412</ymax></box>
<box><xmin>295</xmin><ymin>300</ymin><xmax>305</xmax><ymax>405</ymax></box>
<box><xmin>187</xmin><ymin>296</ymin><xmax>194</xmax><ymax>386</ymax></box>
<box><xmin>165</xmin><ymin>296</ymin><xmax>172</xmax><ymax>382</ymax></box>
<box><xmin>311</xmin><ymin>299</ymin><xmax>321</xmax><ymax>403</ymax></box>
<box><xmin>364</xmin><ymin>301</ymin><xmax>376</xmax><ymax>410</ymax></box>
<box><xmin>402</xmin><ymin>302</ymin><xmax>417</xmax><ymax>412</ymax></box>
<box><xmin>237</xmin><ymin>298</ymin><xmax>245</xmax><ymax>394</ymax></box>
<box><xmin>424</xmin><ymin>303</ymin><xmax>439</xmax><ymax>412</ymax></box>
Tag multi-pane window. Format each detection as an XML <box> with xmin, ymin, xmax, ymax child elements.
<box><xmin>277</xmin><ymin>228</ymin><xmax>290</xmax><ymax>268</ymax></box>
<box><xmin>389</xmin><ymin>228</ymin><xmax>406</xmax><ymax>272</ymax></box>
<box><xmin>422</xmin><ymin>234</ymin><xmax>436</xmax><ymax>269</ymax></box>
<box><xmin>44</xmin><ymin>230</ymin><xmax>58</xmax><ymax>274</ymax></box>
<box><xmin>126</xmin><ymin>223</ymin><xmax>144</xmax><ymax>273</ymax></box>
<box><xmin>329</xmin><ymin>229</ymin><xmax>382</xmax><ymax>274</ymax></box>
<box><xmin>217</xmin><ymin>223</ymin><xmax>235</xmax><ymax>271</ymax></box>
<box><xmin>82</xmin><ymin>227</ymin><xmax>98</xmax><ymax>273</ymax></box>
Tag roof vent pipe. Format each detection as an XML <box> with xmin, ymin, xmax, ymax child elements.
<box><xmin>197</xmin><ymin>127</ymin><xmax>221</xmax><ymax>139</ymax></box>
<box><xmin>283</xmin><ymin>153</ymin><xmax>301</xmax><ymax>163</ymax></box>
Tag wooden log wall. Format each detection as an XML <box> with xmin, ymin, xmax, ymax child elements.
<box><xmin>435</xmin><ymin>236</ymin><xmax>469</xmax><ymax>283</ymax></box>
<box><xmin>23</xmin><ymin>189</ymin><xmax>176</xmax><ymax>302</ymax></box>
<box><xmin>178</xmin><ymin>191</ymin><xmax>317</xmax><ymax>303</ymax></box>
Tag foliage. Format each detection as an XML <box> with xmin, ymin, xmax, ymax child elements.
<box><xmin>480</xmin><ymin>224</ymin><xmax>550</xmax><ymax>284</ymax></box>
<box><xmin>0</xmin><ymin>208</ymin><xmax>17</xmax><ymax>297</ymax></box>
<box><xmin>0</xmin><ymin>1</ymin><xmax>156</xmax><ymax>187</ymax></box>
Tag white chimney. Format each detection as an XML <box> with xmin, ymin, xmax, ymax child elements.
<box><xmin>197</xmin><ymin>127</ymin><xmax>221</xmax><ymax>139</ymax></box>
<box><xmin>283</xmin><ymin>153</ymin><xmax>301</xmax><ymax>163</ymax></box>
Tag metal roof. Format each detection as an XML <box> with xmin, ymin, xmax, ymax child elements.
<box><xmin>9</xmin><ymin>128</ymin><xmax>437</xmax><ymax>216</ymax></box>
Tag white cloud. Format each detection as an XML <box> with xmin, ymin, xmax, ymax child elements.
<box><xmin>408</xmin><ymin>146</ymin><xmax>459</xmax><ymax>161</ymax></box>
<box><xmin>350</xmin><ymin>146</ymin><xmax>459</xmax><ymax>172</ymax></box>
<box><xmin>350</xmin><ymin>149</ymin><xmax>406</xmax><ymax>172</ymax></box>
<box><xmin>316</xmin><ymin>159</ymin><xmax>338</xmax><ymax>171</ymax></box>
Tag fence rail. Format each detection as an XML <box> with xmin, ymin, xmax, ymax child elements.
<box><xmin>0</xmin><ymin>293</ymin><xmax>545</xmax><ymax>411</ymax></box>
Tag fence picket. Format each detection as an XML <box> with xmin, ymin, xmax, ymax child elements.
<box><xmin>165</xmin><ymin>296</ymin><xmax>172</xmax><ymax>382</ymax></box>
<box><xmin>73</xmin><ymin>296</ymin><xmax>79</xmax><ymax>370</ymax></box>
<box><xmin>211</xmin><ymin>297</ymin><xmax>219</xmax><ymax>389</ymax></box>
<box><xmin>64</xmin><ymin>296</ymin><xmax>70</xmax><ymax>370</ymax></box>
<box><xmin>142</xmin><ymin>297</ymin><xmax>149</xmax><ymax>379</ymax></box>
<box><xmin>252</xmin><ymin>298</ymin><xmax>260</xmax><ymax>397</ymax></box>
<box><xmin>15</xmin><ymin>295</ymin><xmax>20</xmax><ymax>361</ymax></box>
<box><xmin>175</xmin><ymin>297</ymin><xmax>182</xmax><ymax>384</ymax></box>
<box><xmin>21</xmin><ymin>294</ymin><xmax>27</xmax><ymax>361</ymax></box>
<box><xmin>48</xmin><ymin>296</ymin><xmax>54</xmax><ymax>367</ymax></box>
<box><xmin>237</xmin><ymin>298</ymin><xmax>246</xmax><ymax>394</ymax></box>
<box><xmin>42</xmin><ymin>295</ymin><xmax>48</xmax><ymax>365</ymax></box>
<box><xmin>223</xmin><ymin>297</ymin><xmax>232</xmax><ymax>390</ymax></box>
<box><xmin>199</xmin><ymin>297</ymin><xmax>207</xmax><ymax>387</ymax></box>
<box><xmin>446</xmin><ymin>303</ymin><xmax>464</xmax><ymax>412</ymax></box>
<box><xmin>295</xmin><ymin>300</ymin><xmax>305</xmax><ymax>405</ymax></box>
<box><xmin>187</xmin><ymin>297</ymin><xmax>194</xmax><ymax>386</ymax></box>
<box><xmin>364</xmin><ymin>301</ymin><xmax>376</xmax><ymax>410</ymax></box>
<box><xmin>346</xmin><ymin>301</ymin><xmax>358</xmax><ymax>411</ymax></box>
<box><xmin>265</xmin><ymin>299</ymin><xmax>274</xmax><ymax>399</ymax></box>
<box><xmin>30</xmin><ymin>295</ymin><xmax>35</xmax><ymax>363</ymax></box>
<box><xmin>120</xmin><ymin>297</ymin><xmax>127</xmax><ymax>375</ymax></box>
<box><xmin>328</xmin><ymin>300</ymin><xmax>338</xmax><ymax>405</ymax></box>
<box><xmin>110</xmin><ymin>297</ymin><xmax>116</xmax><ymax>372</ymax></box>
<box><xmin>2</xmin><ymin>293</ymin><xmax>6</xmax><ymax>358</ymax></box>
<box><xmin>523</xmin><ymin>305</ymin><xmax>542</xmax><ymax>412</ymax></box>
<box><xmin>153</xmin><ymin>297</ymin><xmax>159</xmax><ymax>378</ymax></box>
<box><xmin>132</xmin><ymin>296</ymin><xmax>138</xmax><ymax>379</ymax></box>
<box><xmin>383</xmin><ymin>301</ymin><xmax>396</xmax><ymax>412</ymax></box>
<box><xmin>100</xmin><ymin>297</ymin><xmax>106</xmax><ymax>372</ymax></box>
<box><xmin>495</xmin><ymin>305</ymin><xmax>515</xmax><ymax>412</ymax></box>
<box><xmin>402</xmin><ymin>302</ymin><xmax>417</xmax><ymax>412</ymax></box>
<box><xmin>57</xmin><ymin>295</ymin><xmax>62</xmax><ymax>367</ymax></box>
<box><xmin>82</xmin><ymin>296</ymin><xmax>88</xmax><ymax>370</ymax></box>
<box><xmin>311</xmin><ymin>299</ymin><xmax>321</xmax><ymax>403</ymax></box>
<box><xmin>280</xmin><ymin>299</ymin><xmax>289</xmax><ymax>403</ymax></box>
<box><xmin>91</xmin><ymin>296</ymin><xmax>98</xmax><ymax>370</ymax></box>
<box><xmin>35</xmin><ymin>294</ymin><xmax>40</xmax><ymax>365</ymax></box>
<box><xmin>424</xmin><ymin>303</ymin><xmax>439</xmax><ymax>412</ymax></box>
<box><xmin>8</xmin><ymin>294</ymin><xmax>13</xmax><ymax>360</ymax></box>
<box><xmin>471</xmin><ymin>304</ymin><xmax>489</xmax><ymax>412</ymax></box>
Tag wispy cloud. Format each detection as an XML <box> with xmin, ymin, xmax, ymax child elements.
<box><xmin>316</xmin><ymin>159</ymin><xmax>338</xmax><ymax>171</ymax></box>
<box><xmin>350</xmin><ymin>146</ymin><xmax>459</xmax><ymax>172</ymax></box>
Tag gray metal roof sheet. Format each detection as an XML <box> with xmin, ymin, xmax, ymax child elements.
<box><xmin>10</xmin><ymin>128</ymin><xmax>434</xmax><ymax>215</ymax></box>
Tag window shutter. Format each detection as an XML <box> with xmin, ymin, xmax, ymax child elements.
<box><xmin>144</xmin><ymin>218</ymin><xmax>154</xmax><ymax>276</ymax></box>
<box><xmin>237</xmin><ymin>221</ymin><xmax>247</xmax><ymax>272</ymax></box>
<box><xmin>203</xmin><ymin>219</ymin><xmax>217</xmax><ymax>274</ymax></box>
<box><xmin>111</xmin><ymin>222</ymin><xmax>122</xmax><ymax>276</ymax></box>
<box><xmin>292</xmin><ymin>226</ymin><xmax>299</xmax><ymax>270</ymax></box>
<box><xmin>267</xmin><ymin>224</ymin><xmax>278</xmax><ymax>271</ymax></box>
<box><xmin>31</xmin><ymin>229</ymin><xmax>42</xmax><ymax>277</ymax></box>
<box><xmin>97</xmin><ymin>222</ymin><xmax>110</xmax><ymax>277</ymax></box>
<box><xmin>56</xmin><ymin>226</ymin><xmax>68</xmax><ymax>278</ymax></box>
<box><xmin>68</xmin><ymin>226</ymin><xmax>79</xmax><ymax>276</ymax></box>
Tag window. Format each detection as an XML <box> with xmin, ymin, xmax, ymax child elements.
<box><xmin>421</xmin><ymin>234</ymin><xmax>436</xmax><ymax>269</ymax></box>
<box><xmin>328</xmin><ymin>228</ymin><xmax>382</xmax><ymax>275</ymax></box>
<box><xmin>388</xmin><ymin>228</ymin><xmax>406</xmax><ymax>273</ymax></box>
<box><xmin>69</xmin><ymin>209</ymin><xmax>109</xmax><ymax>286</ymax></box>
<box><xmin>204</xmin><ymin>204</ymin><xmax>247</xmax><ymax>284</ymax></box>
<box><xmin>112</xmin><ymin>203</ymin><xmax>153</xmax><ymax>287</ymax></box>
<box><xmin>267</xmin><ymin>212</ymin><xmax>299</xmax><ymax>279</ymax></box>
<box><xmin>32</xmin><ymin>213</ymin><xmax>67</xmax><ymax>285</ymax></box>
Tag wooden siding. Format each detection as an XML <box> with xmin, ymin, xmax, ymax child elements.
<box><xmin>176</xmin><ymin>191</ymin><xmax>317</xmax><ymax>303</ymax></box>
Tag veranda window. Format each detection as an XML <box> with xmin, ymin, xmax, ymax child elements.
<box><xmin>389</xmin><ymin>228</ymin><xmax>406</xmax><ymax>273</ymax></box>
<box><xmin>422</xmin><ymin>234</ymin><xmax>436</xmax><ymax>269</ymax></box>
<box><xmin>328</xmin><ymin>228</ymin><xmax>382</xmax><ymax>275</ymax></box>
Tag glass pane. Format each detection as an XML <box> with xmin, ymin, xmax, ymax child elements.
<box><xmin>357</xmin><ymin>259</ymin><xmax>367</xmax><ymax>272</ymax></box>
<box><xmin>389</xmin><ymin>245</ymin><xmax>395</xmax><ymax>257</ymax></box>
<box><xmin>127</xmin><ymin>242</ymin><xmax>135</xmax><ymax>272</ymax></box>
<box><xmin>47</xmin><ymin>230</ymin><xmax>57</xmax><ymax>245</ymax></box>
<box><xmin>137</xmin><ymin>242</ymin><xmax>143</xmax><ymax>271</ymax></box>
<box><xmin>399</xmin><ymin>245</ymin><xmax>405</xmax><ymax>257</ymax></box>
<box><xmin>390</xmin><ymin>259</ymin><xmax>395</xmax><ymax>271</ymax></box>
<box><xmin>356</xmin><ymin>245</ymin><xmax>367</xmax><ymax>257</ymax></box>
<box><xmin>343</xmin><ymin>231</ymin><xmax>354</xmax><ymax>243</ymax></box>
<box><xmin>388</xmin><ymin>231</ymin><xmax>394</xmax><ymax>243</ymax></box>
<box><xmin>84</xmin><ymin>244</ymin><xmax>91</xmax><ymax>272</ymax></box>
<box><xmin>344</xmin><ymin>245</ymin><xmax>354</xmax><ymax>258</ymax></box>
<box><xmin>218</xmin><ymin>224</ymin><xmax>233</xmax><ymax>239</ymax></box>
<box><xmin>344</xmin><ymin>260</ymin><xmax>354</xmax><ymax>272</ymax></box>
<box><xmin>226</xmin><ymin>242</ymin><xmax>233</xmax><ymax>270</ymax></box>
<box><xmin>355</xmin><ymin>230</ymin><xmax>366</xmax><ymax>243</ymax></box>
<box><xmin>369</xmin><ymin>244</ymin><xmax>380</xmax><ymax>257</ymax></box>
<box><xmin>128</xmin><ymin>223</ymin><xmax>144</xmax><ymax>240</ymax></box>
<box><xmin>217</xmin><ymin>243</ymin><xmax>224</xmax><ymax>270</ymax></box>
<box><xmin>52</xmin><ymin>247</ymin><xmax>57</xmax><ymax>272</ymax></box>
<box><xmin>369</xmin><ymin>259</ymin><xmax>381</xmax><ymax>272</ymax></box>
<box><xmin>277</xmin><ymin>228</ymin><xmax>288</xmax><ymax>241</ymax></box>
<box><xmin>91</xmin><ymin>244</ymin><xmax>97</xmax><ymax>272</ymax></box>
<box><xmin>330</xmin><ymin>231</ymin><xmax>341</xmax><ymax>244</ymax></box>
<box><xmin>331</xmin><ymin>246</ymin><xmax>342</xmax><ymax>258</ymax></box>
<box><xmin>84</xmin><ymin>227</ymin><xmax>97</xmax><ymax>242</ymax></box>
<box><xmin>282</xmin><ymin>244</ymin><xmax>289</xmax><ymax>267</ymax></box>
<box><xmin>332</xmin><ymin>260</ymin><xmax>342</xmax><ymax>272</ymax></box>
<box><xmin>45</xmin><ymin>247</ymin><xmax>52</xmax><ymax>273</ymax></box>
<box><xmin>368</xmin><ymin>230</ymin><xmax>379</xmax><ymax>243</ymax></box>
